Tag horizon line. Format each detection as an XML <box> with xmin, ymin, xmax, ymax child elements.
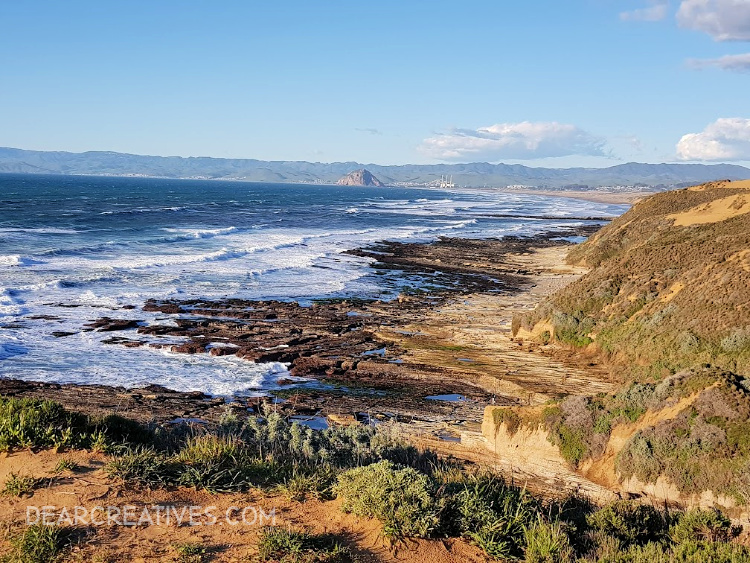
<box><xmin>2</xmin><ymin>145</ymin><xmax>749</xmax><ymax>171</ymax></box>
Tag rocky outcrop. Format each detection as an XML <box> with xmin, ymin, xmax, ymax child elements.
<box><xmin>336</xmin><ymin>169</ymin><xmax>384</xmax><ymax>187</ymax></box>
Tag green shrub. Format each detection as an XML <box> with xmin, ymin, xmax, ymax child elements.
<box><xmin>448</xmin><ymin>473</ymin><xmax>540</xmax><ymax>559</ymax></box>
<box><xmin>8</xmin><ymin>524</ymin><xmax>73</xmax><ymax>563</ymax></box>
<box><xmin>558</xmin><ymin>426</ymin><xmax>589</xmax><ymax>466</ymax></box>
<box><xmin>173</xmin><ymin>541</ymin><xmax>208</xmax><ymax>563</ymax></box>
<box><xmin>671</xmin><ymin>539</ymin><xmax>750</xmax><ymax>562</ymax></box>
<box><xmin>586</xmin><ymin>501</ymin><xmax>668</xmax><ymax>547</ymax></box>
<box><xmin>334</xmin><ymin>460</ymin><xmax>440</xmax><ymax>540</ymax></box>
<box><xmin>523</xmin><ymin>519</ymin><xmax>574</xmax><ymax>563</ymax></box>
<box><xmin>0</xmin><ymin>397</ymin><xmax>152</xmax><ymax>452</ymax></box>
<box><xmin>670</xmin><ymin>509</ymin><xmax>738</xmax><ymax>544</ymax></box>
<box><xmin>2</xmin><ymin>473</ymin><xmax>42</xmax><ymax>497</ymax></box>
<box><xmin>256</xmin><ymin>526</ymin><xmax>353</xmax><ymax>562</ymax></box>
<box><xmin>0</xmin><ymin>398</ymin><xmax>86</xmax><ymax>451</ymax></box>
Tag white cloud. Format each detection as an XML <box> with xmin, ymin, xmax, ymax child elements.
<box><xmin>687</xmin><ymin>52</ymin><xmax>750</xmax><ymax>70</ymax></box>
<box><xmin>677</xmin><ymin>118</ymin><xmax>750</xmax><ymax>160</ymax></box>
<box><xmin>418</xmin><ymin>122</ymin><xmax>607</xmax><ymax>162</ymax></box>
<box><xmin>620</xmin><ymin>1</ymin><xmax>669</xmax><ymax>22</ymax></box>
<box><xmin>676</xmin><ymin>0</ymin><xmax>750</xmax><ymax>41</ymax></box>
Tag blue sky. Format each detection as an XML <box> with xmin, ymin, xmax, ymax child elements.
<box><xmin>1</xmin><ymin>0</ymin><xmax>749</xmax><ymax>166</ymax></box>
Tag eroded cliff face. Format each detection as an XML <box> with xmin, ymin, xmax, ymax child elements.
<box><xmin>481</xmin><ymin>403</ymin><xmax>750</xmax><ymax>522</ymax></box>
<box><xmin>478</xmin><ymin>406</ymin><xmax>617</xmax><ymax>503</ymax></box>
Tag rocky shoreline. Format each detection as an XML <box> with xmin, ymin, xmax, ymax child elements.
<box><xmin>0</xmin><ymin>226</ymin><xmax>604</xmax><ymax>435</ymax></box>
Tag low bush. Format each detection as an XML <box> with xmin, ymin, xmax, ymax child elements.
<box><xmin>670</xmin><ymin>508</ymin><xmax>739</xmax><ymax>544</ymax></box>
<box><xmin>2</xmin><ymin>472</ymin><xmax>42</xmax><ymax>497</ymax></box>
<box><xmin>108</xmin><ymin>414</ymin><xmax>430</xmax><ymax>495</ymax></box>
<box><xmin>523</xmin><ymin>519</ymin><xmax>574</xmax><ymax>563</ymax></box>
<box><xmin>256</xmin><ymin>526</ymin><xmax>353</xmax><ymax>563</ymax></box>
<box><xmin>8</xmin><ymin>524</ymin><xmax>74</xmax><ymax>563</ymax></box>
<box><xmin>586</xmin><ymin>500</ymin><xmax>668</xmax><ymax>547</ymax></box>
<box><xmin>0</xmin><ymin>397</ymin><xmax>153</xmax><ymax>452</ymax></box>
<box><xmin>448</xmin><ymin>473</ymin><xmax>539</xmax><ymax>559</ymax></box>
<box><xmin>334</xmin><ymin>460</ymin><xmax>440</xmax><ymax>540</ymax></box>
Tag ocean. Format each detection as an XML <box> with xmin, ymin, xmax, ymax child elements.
<box><xmin>0</xmin><ymin>173</ymin><xmax>627</xmax><ymax>395</ymax></box>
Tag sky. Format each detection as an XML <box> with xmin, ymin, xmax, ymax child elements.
<box><xmin>1</xmin><ymin>0</ymin><xmax>749</xmax><ymax>167</ymax></box>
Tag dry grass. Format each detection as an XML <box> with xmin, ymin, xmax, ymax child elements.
<box><xmin>516</xmin><ymin>180</ymin><xmax>750</xmax><ymax>379</ymax></box>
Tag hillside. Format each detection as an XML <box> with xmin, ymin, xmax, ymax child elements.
<box><xmin>335</xmin><ymin>168</ymin><xmax>384</xmax><ymax>186</ymax></box>
<box><xmin>516</xmin><ymin>179</ymin><xmax>750</xmax><ymax>379</ymax></box>
<box><xmin>1</xmin><ymin>146</ymin><xmax>749</xmax><ymax>188</ymax></box>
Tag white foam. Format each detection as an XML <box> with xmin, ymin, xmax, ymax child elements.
<box><xmin>0</xmin><ymin>255</ymin><xmax>23</xmax><ymax>267</ymax></box>
<box><xmin>0</xmin><ymin>187</ymin><xmax>627</xmax><ymax>395</ymax></box>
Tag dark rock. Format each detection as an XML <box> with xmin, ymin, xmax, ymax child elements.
<box><xmin>85</xmin><ymin>317</ymin><xmax>142</xmax><ymax>332</ymax></box>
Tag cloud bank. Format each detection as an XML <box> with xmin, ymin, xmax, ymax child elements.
<box><xmin>677</xmin><ymin>118</ymin><xmax>750</xmax><ymax>161</ymax></box>
<box><xmin>676</xmin><ymin>0</ymin><xmax>750</xmax><ymax>41</ymax></box>
<box><xmin>624</xmin><ymin>1</ymin><xmax>750</xmax><ymax>72</ymax></box>
<box><xmin>687</xmin><ymin>52</ymin><xmax>750</xmax><ymax>71</ymax></box>
<box><xmin>419</xmin><ymin>122</ymin><xmax>607</xmax><ymax>162</ymax></box>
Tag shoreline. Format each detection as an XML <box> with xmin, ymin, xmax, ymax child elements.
<box><xmin>495</xmin><ymin>187</ymin><xmax>652</xmax><ymax>205</ymax></box>
<box><xmin>0</xmin><ymin>228</ymin><xmax>631</xmax><ymax>560</ymax></box>
<box><xmin>0</xmin><ymin>227</ymin><xmax>612</xmax><ymax>446</ymax></box>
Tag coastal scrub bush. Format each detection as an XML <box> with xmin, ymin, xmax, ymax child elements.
<box><xmin>669</xmin><ymin>508</ymin><xmax>738</xmax><ymax>544</ymax></box>
<box><xmin>0</xmin><ymin>397</ymin><xmax>87</xmax><ymax>451</ymax></box>
<box><xmin>447</xmin><ymin>473</ymin><xmax>540</xmax><ymax>559</ymax></box>
<box><xmin>721</xmin><ymin>327</ymin><xmax>750</xmax><ymax>353</ymax></box>
<box><xmin>550</xmin><ymin>311</ymin><xmax>594</xmax><ymax>348</ymax></box>
<box><xmin>523</xmin><ymin>519</ymin><xmax>574</xmax><ymax>563</ymax></box>
<box><xmin>586</xmin><ymin>500</ymin><xmax>668</xmax><ymax>547</ymax></box>
<box><xmin>256</xmin><ymin>527</ymin><xmax>353</xmax><ymax>562</ymax></box>
<box><xmin>107</xmin><ymin>414</ymin><xmax>433</xmax><ymax>494</ymax></box>
<box><xmin>2</xmin><ymin>472</ymin><xmax>42</xmax><ymax>497</ymax></box>
<box><xmin>8</xmin><ymin>524</ymin><xmax>74</xmax><ymax>563</ymax></box>
<box><xmin>334</xmin><ymin>460</ymin><xmax>440</xmax><ymax>540</ymax></box>
<box><xmin>0</xmin><ymin>397</ymin><xmax>153</xmax><ymax>452</ymax></box>
<box><xmin>544</xmin><ymin>402</ymin><xmax>593</xmax><ymax>467</ymax></box>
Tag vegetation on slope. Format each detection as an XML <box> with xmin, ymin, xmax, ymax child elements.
<box><xmin>2</xmin><ymin>396</ymin><xmax>750</xmax><ymax>561</ymax></box>
<box><xmin>516</xmin><ymin>180</ymin><xmax>750</xmax><ymax>379</ymax></box>
<box><xmin>509</xmin><ymin>182</ymin><xmax>750</xmax><ymax>503</ymax></box>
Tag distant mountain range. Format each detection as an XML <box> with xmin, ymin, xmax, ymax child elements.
<box><xmin>1</xmin><ymin>146</ymin><xmax>748</xmax><ymax>189</ymax></box>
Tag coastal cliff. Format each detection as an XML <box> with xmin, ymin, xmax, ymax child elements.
<box><xmin>515</xmin><ymin>179</ymin><xmax>750</xmax><ymax>379</ymax></box>
<box><xmin>505</xmin><ymin>180</ymin><xmax>750</xmax><ymax>519</ymax></box>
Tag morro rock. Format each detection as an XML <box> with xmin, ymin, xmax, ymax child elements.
<box><xmin>336</xmin><ymin>169</ymin><xmax>384</xmax><ymax>187</ymax></box>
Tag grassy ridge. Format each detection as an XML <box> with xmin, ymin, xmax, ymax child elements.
<box><xmin>516</xmin><ymin>181</ymin><xmax>750</xmax><ymax>379</ymax></box>
<box><xmin>510</xmin><ymin>181</ymin><xmax>750</xmax><ymax>507</ymax></box>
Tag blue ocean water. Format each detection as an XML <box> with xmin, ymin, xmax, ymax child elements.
<box><xmin>0</xmin><ymin>174</ymin><xmax>627</xmax><ymax>394</ymax></box>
